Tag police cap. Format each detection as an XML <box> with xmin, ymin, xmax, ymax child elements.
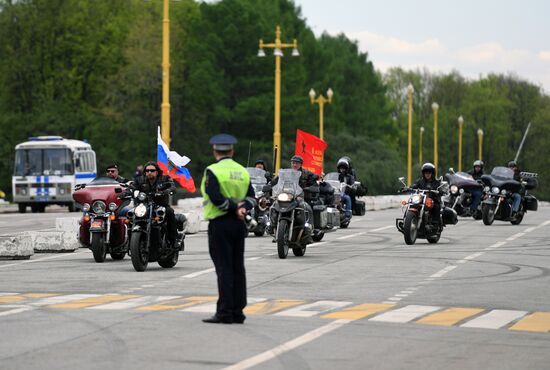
<box><xmin>209</xmin><ymin>134</ymin><xmax>237</xmax><ymax>151</ymax></box>
<box><xmin>290</xmin><ymin>155</ymin><xmax>303</xmax><ymax>164</ymax></box>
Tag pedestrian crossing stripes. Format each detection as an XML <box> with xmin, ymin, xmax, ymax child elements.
<box><xmin>0</xmin><ymin>291</ymin><xmax>549</xmax><ymax>334</ymax></box>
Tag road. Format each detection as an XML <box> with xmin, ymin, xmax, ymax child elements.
<box><xmin>0</xmin><ymin>208</ymin><xmax>549</xmax><ymax>370</ymax></box>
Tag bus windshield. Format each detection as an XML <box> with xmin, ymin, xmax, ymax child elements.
<box><xmin>14</xmin><ymin>148</ymin><xmax>74</xmax><ymax>176</ymax></box>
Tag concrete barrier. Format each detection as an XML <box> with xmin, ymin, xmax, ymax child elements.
<box><xmin>183</xmin><ymin>211</ymin><xmax>201</xmax><ymax>234</ymax></box>
<box><xmin>29</xmin><ymin>231</ymin><xmax>79</xmax><ymax>253</ymax></box>
<box><xmin>0</xmin><ymin>234</ymin><xmax>34</xmax><ymax>259</ymax></box>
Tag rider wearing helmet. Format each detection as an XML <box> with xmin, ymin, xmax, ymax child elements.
<box><xmin>507</xmin><ymin>160</ymin><xmax>522</xmax><ymax>216</ymax></box>
<box><xmin>468</xmin><ymin>160</ymin><xmax>484</xmax><ymax>212</ymax></box>
<box><xmin>254</xmin><ymin>159</ymin><xmax>272</xmax><ymax>182</ymax></box>
<box><xmin>336</xmin><ymin>158</ymin><xmax>355</xmax><ymax>218</ymax></box>
<box><xmin>411</xmin><ymin>163</ymin><xmax>441</xmax><ymax>224</ymax></box>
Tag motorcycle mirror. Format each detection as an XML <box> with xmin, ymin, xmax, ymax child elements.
<box><xmin>449</xmin><ymin>167</ymin><xmax>455</xmax><ymax>173</ymax></box>
<box><xmin>354</xmin><ymin>181</ymin><xmax>360</xmax><ymax>186</ymax></box>
<box><xmin>398</xmin><ymin>177</ymin><xmax>407</xmax><ymax>186</ymax></box>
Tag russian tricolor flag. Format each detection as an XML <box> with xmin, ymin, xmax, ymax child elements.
<box><xmin>157</xmin><ymin>127</ymin><xmax>196</xmax><ymax>192</ymax></box>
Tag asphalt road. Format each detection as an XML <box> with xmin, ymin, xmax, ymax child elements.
<box><xmin>0</xmin><ymin>208</ymin><xmax>549</xmax><ymax>370</ymax></box>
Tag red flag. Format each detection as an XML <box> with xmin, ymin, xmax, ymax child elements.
<box><xmin>295</xmin><ymin>129</ymin><xmax>327</xmax><ymax>176</ymax></box>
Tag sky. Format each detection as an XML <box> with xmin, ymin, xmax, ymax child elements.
<box><xmin>293</xmin><ymin>0</ymin><xmax>550</xmax><ymax>93</ymax></box>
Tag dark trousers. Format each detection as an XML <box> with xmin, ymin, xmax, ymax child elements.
<box><xmin>208</xmin><ymin>215</ymin><xmax>247</xmax><ymax>322</ymax></box>
<box><xmin>165</xmin><ymin>206</ymin><xmax>176</xmax><ymax>244</ymax></box>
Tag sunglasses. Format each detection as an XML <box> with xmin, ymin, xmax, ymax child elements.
<box><xmin>145</xmin><ymin>169</ymin><xmax>157</xmax><ymax>173</ymax></box>
<box><xmin>106</xmin><ymin>169</ymin><xmax>117</xmax><ymax>173</ymax></box>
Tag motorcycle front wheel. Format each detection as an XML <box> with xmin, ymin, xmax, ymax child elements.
<box><xmin>130</xmin><ymin>231</ymin><xmax>149</xmax><ymax>271</ymax></box>
<box><xmin>482</xmin><ymin>204</ymin><xmax>495</xmax><ymax>225</ymax></box>
<box><xmin>277</xmin><ymin>219</ymin><xmax>290</xmax><ymax>259</ymax></box>
<box><xmin>403</xmin><ymin>211</ymin><xmax>418</xmax><ymax>245</ymax></box>
<box><xmin>511</xmin><ymin>212</ymin><xmax>524</xmax><ymax>225</ymax></box>
<box><xmin>158</xmin><ymin>249</ymin><xmax>179</xmax><ymax>268</ymax></box>
<box><xmin>91</xmin><ymin>233</ymin><xmax>107</xmax><ymax>263</ymax></box>
<box><xmin>427</xmin><ymin>232</ymin><xmax>441</xmax><ymax>244</ymax></box>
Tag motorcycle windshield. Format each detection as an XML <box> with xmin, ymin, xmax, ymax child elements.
<box><xmin>447</xmin><ymin>172</ymin><xmax>479</xmax><ymax>188</ymax></box>
<box><xmin>273</xmin><ymin>169</ymin><xmax>302</xmax><ymax>197</ymax></box>
<box><xmin>491</xmin><ymin>166</ymin><xmax>514</xmax><ymax>179</ymax></box>
<box><xmin>324</xmin><ymin>172</ymin><xmax>341</xmax><ymax>192</ymax></box>
<box><xmin>246</xmin><ymin>168</ymin><xmax>268</xmax><ymax>196</ymax></box>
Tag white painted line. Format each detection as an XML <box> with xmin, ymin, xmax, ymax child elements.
<box><xmin>382</xmin><ymin>301</ymin><xmax>396</xmax><ymax>305</ymax></box>
<box><xmin>542</xmin><ymin>220</ymin><xmax>550</xmax><ymax>226</ymax></box>
<box><xmin>394</xmin><ymin>294</ymin><xmax>409</xmax><ymax>298</ymax></box>
<box><xmin>141</xmin><ymin>284</ymin><xmax>155</xmax><ymax>288</ymax></box>
<box><xmin>406</xmin><ymin>287</ymin><xmax>419</xmax><ymax>291</ymax></box>
<box><xmin>246</xmin><ymin>256</ymin><xmax>262</xmax><ymax>261</ymax></box>
<box><xmin>370</xmin><ymin>225</ymin><xmax>393</xmax><ymax>232</ymax></box>
<box><xmin>0</xmin><ymin>305</ymin><xmax>34</xmax><ymax>317</ymax></box>
<box><xmin>430</xmin><ymin>265</ymin><xmax>457</xmax><ymax>278</ymax></box>
<box><xmin>369</xmin><ymin>305</ymin><xmax>441</xmax><ymax>323</ymax></box>
<box><xmin>0</xmin><ymin>292</ymin><xmax>18</xmax><ymax>296</ymax></box>
<box><xmin>223</xmin><ymin>319</ymin><xmax>351</xmax><ymax>370</ymax></box>
<box><xmin>310</xmin><ymin>241</ymin><xmax>329</xmax><ymax>247</ymax></box>
<box><xmin>461</xmin><ymin>309</ymin><xmax>527</xmax><ymax>329</ymax></box>
<box><xmin>457</xmin><ymin>260</ymin><xmax>467</xmax><ymax>264</ymax></box>
<box><xmin>275</xmin><ymin>300</ymin><xmax>351</xmax><ymax>318</ymax></box>
<box><xmin>181</xmin><ymin>267</ymin><xmax>215</xmax><ymax>279</ymax></box>
<box><xmin>506</xmin><ymin>233</ymin><xmax>525</xmax><ymax>241</ymax></box>
<box><xmin>31</xmin><ymin>294</ymin><xmax>100</xmax><ymax>307</ymax></box>
<box><xmin>88</xmin><ymin>295</ymin><xmax>180</xmax><ymax>310</ymax></box>
<box><xmin>464</xmin><ymin>252</ymin><xmax>485</xmax><ymax>261</ymax></box>
<box><xmin>181</xmin><ymin>298</ymin><xmax>266</xmax><ymax>314</ymax></box>
<box><xmin>524</xmin><ymin>227</ymin><xmax>536</xmax><ymax>233</ymax></box>
<box><xmin>265</xmin><ymin>253</ymin><xmax>278</xmax><ymax>256</ymax></box>
<box><xmin>486</xmin><ymin>241</ymin><xmax>506</xmax><ymax>249</ymax></box>
<box><xmin>0</xmin><ymin>252</ymin><xmax>84</xmax><ymax>269</ymax></box>
<box><xmin>337</xmin><ymin>232</ymin><xmax>365</xmax><ymax>240</ymax></box>
<box><xmin>387</xmin><ymin>297</ymin><xmax>402</xmax><ymax>302</ymax></box>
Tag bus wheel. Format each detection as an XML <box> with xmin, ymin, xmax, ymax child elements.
<box><xmin>18</xmin><ymin>204</ymin><xmax>26</xmax><ymax>213</ymax></box>
<box><xmin>68</xmin><ymin>203</ymin><xmax>76</xmax><ymax>212</ymax></box>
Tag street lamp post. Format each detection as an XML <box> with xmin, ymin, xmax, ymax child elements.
<box><xmin>309</xmin><ymin>88</ymin><xmax>333</xmax><ymax>140</ymax></box>
<box><xmin>431</xmin><ymin>102</ymin><xmax>439</xmax><ymax>176</ymax></box>
<box><xmin>407</xmin><ymin>84</ymin><xmax>414</xmax><ymax>186</ymax></box>
<box><xmin>257</xmin><ymin>25</ymin><xmax>299</xmax><ymax>174</ymax></box>
<box><xmin>161</xmin><ymin>0</ymin><xmax>171</xmax><ymax>147</ymax></box>
<box><xmin>477</xmin><ymin>128</ymin><xmax>484</xmax><ymax>160</ymax></box>
<box><xmin>458</xmin><ymin>116</ymin><xmax>464</xmax><ymax>172</ymax></box>
<box><xmin>419</xmin><ymin>126</ymin><xmax>424</xmax><ymax>164</ymax></box>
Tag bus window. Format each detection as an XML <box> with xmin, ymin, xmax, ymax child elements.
<box><xmin>14</xmin><ymin>149</ymin><xmax>42</xmax><ymax>176</ymax></box>
<box><xmin>43</xmin><ymin>149</ymin><xmax>73</xmax><ymax>175</ymax></box>
<box><xmin>14</xmin><ymin>149</ymin><xmax>72</xmax><ymax>176</ymax></box>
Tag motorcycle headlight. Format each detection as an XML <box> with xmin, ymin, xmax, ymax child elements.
<box><xmin>277</xmin><ymin>193</ymin><xmax>293</xmax><ymax>202</ymax></box>
<box><xmin>82</xmin><ymin>203</ymin><xmax>91</xmax><ymax>212</ymax></box>
<box><xmin>501</xmin><ymin>189</ymin><xmax>507</xmax><ymax>195</ymax></box>
<box><xmin>484</xmin><ymin>186</ymin><xmax>490</xmax><ymax>192</ymax></box>
<box><xmin>156</xmin><ymin>207</ymin><xmax>166</xmax><ymax>217</ymax></box>
<box><xmin>92</xmin><ymin>201</ymin><xmax>106</xmax><ymax>214</ymax></box>
<box><xmin>108</xmin><ymin>202</ymin><xmax>118</xmax><ymax>211</ymax></box>
<box><xmin>450</xmin><ymin>185</ymin><xmax>459</xmax><ymax>194</ymax></box>
<box><xmin>411</xmin><ymin>194</ymin><xmax>422</xmax><ymax>204</ymax></box>
<box><xmin>135</xmin><ymin>203</ymin><xmax>147</xmax><ymax>218</ymax></box>
<box><xmin>459</xmin><ymin>188</ymin><xmax>465</xmax><ymax>194</ymax></box>
<box><xmin>137</xmin><ymin>192</ymin><xmax>147</xmax><ymax>201</ymax></box>
<box><xmin>491</xmin><ymin>186</ymin><xmax>500</xmax><ymax>194</ymax></box>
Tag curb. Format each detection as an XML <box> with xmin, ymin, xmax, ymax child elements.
<box><xmin>0</xmin><ymin>234</ymin><xmax>34</xmax><ymax>259</ymax></box>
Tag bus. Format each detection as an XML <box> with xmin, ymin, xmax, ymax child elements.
<box><xmin>12</xmin><ymin>136</ymin><xmax>97</xmax><ymax>213</ymax></box>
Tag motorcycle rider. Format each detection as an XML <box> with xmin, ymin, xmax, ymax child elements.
<box><xmin>467</xmin><ymin>160</ymin><xmax>484</xmax><ymax>212</ymax></box>
<box><xmin>411</xmin><ymin>163</ymin><xmax>441</xmax><ymax>224</ymax></box>
<box><xmin>336</xmin><ymin>158</ymin><xmax>354</xmax><ymax>218</ymax></box>
<box><xmin>507</xmin><ymin>160</ymin><xmax>523</xmax><ymax>216</ymax></box>
<box><xmin>254</xmin><ymin>159</ymin><xmax>272</xmax><ymax>182</ymax></box>
<box><xmin>105</xmin><ymin>164</ymin><xmax>128</xmax><ymax>184</ymax></box>
<box><xmin>132</xmin><ymin>162</ymin><xmax>177</xmax><ymax>247</ymax></box>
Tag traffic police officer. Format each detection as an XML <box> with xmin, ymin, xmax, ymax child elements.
<box><xmin>201</xmin><ymin>134</ymin><xmax>256</xmax><ymax>324</ymax></box>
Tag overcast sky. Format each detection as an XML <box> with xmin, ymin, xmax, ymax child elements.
<box><xmin>293</xmin><ymin>0</ymin><xmax>550</xmax><ymax>93</ymax></box>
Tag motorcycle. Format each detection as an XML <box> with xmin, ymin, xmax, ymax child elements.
<box><xmin>443</xmin><ymin>169</ymin><xmax>483</xmax><ymax>219</ymax></box>
<box><xmin>323</xmin><ymin>172</ymin><xmax>354</xmax><ymax>228</ymax></box>
<box><xmin>480</xmin><ymin>167</ymin><xmax>538</xmax><ymax>226</ymax></box>
<box><xmin>396</xmin><ymin>177</ymin><xmax>457</xmax><ymax>245</ymax></box>
<box><xmin>126</xmin><ymin>188</ymin><xmax>187</xmax><ymax>271</ymax></box>
<box><xmin>72</xmin><ymin>177</ymin><xmax>129</xmax><ymax>263</ymax></box>
<box><xmin>246</xmin><ymin>167</ymin><xmax>270</xmax><ymax>237</ymax></box>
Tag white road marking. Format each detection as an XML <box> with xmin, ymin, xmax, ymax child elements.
<box><xmin>181</xmin><ymin>298</ymin><xmax>266</xmax><ymax>313</ymax></box>
<box><xmin>486</xmin><ymin>241</ymin><xmax>506</xmax><ymax>249</ymax></box>
<box><xmin>524</xmin><ymin>227</ymin><xmax>536</xmax><ymax>233</ymax></box>
<box><xmin>223</xmin><ymin>319</ymin><xmax>351</xmax><ymax>370</ymax></box>
<box><xmin>463</xmin><ymin>252</ymin><xmax>485</xmax><ymax>261</ymax></box>
<box><xmin>506</xmin><ymin>233</ymin><xmax>525</xmax><ymax>241</ymax></box>
<box><xmin>0</xmin><ymin>292</ymin><xmax>18</xmax><ymax>296</ymax></box>
<box><xmin>88</xmin><ymin>295</ymin><xmax>180</xmax><ymax>310</ymax></box>
<box><xmin>394</xmin><ymin>294</ymin><xmax>409</xmax><ymax>298</ymax></box>
<box><xmin>461</xmin><ymin>309</ymin><xmax>527</xmax><ymax>329</ymax></box>
<box><xmin>429</xmin><ymin>265</ymin><xmax>457</xmax><ymax>278</ymax></box>
<box><xmin>387</xmin><ymin>297</ymin><xmax>402</xmax><ymax>302</ymax></box>
<box><xmin>369</xmin><ymin>305</ymin><xmax>441</xmax><ymax>323</ymax></box>
<box><xmin>140</xmin><ymin>284</ymin><xmax>155</xmax><ymax>288</ymax></box>
<box><xmin>246</xmin><ymin>256</ymin><xmax>262</xmax><ymax>261</ymax></box>
<box><xmin>0</xmin><ymin>305</ymin><xmax>34</xmax><ymax>317</ymax></box>
<box><xmin>275</xmin><ymin>300</ymin><xmax>351</xmax><ymax>318</ymax></box>
<box><xmin>310</xmin><ymin>241</ymin><xmax>329</xmax><ymax>247</ymax></box>
<box><xmin>31</xmin><ymin>294</ymin><xmax>100</xmax><ymax>307</ymax></box>
<box><xmin>370</xmin><ymin>225</ymin><xmax>393</xmax><ymax>232</ymax></box>
<box><xmin>0</xmin><ymin>252</ymin><xmax>84</xmax><ymax>269</ymax></box>
<box><xmin>337</xmin><ymin>232</ymin><xmax>365</xmax><ymax>240</ymax></box>
<box><xmin>542</xmin><ymin>220</ymin><xmax>550</xmax><ymax>226</ymax></box>
<box><xmin>181</xmin><ymin>268</ymin><xmax>215</xmax><ymax>279</ymax></box>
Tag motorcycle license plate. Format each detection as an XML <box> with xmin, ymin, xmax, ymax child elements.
<box><xmin>91</xmin><ymin>220</ymin><xmax>103</xmax><ymax>228</ymax></box>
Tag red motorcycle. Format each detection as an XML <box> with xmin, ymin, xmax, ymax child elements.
<box><xmin>73</xmin><ymin>177</ymin><xmax>129</xmax><ymax>262</ymax></box>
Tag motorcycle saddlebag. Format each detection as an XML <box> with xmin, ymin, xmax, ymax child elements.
<box><xmin>524</xmin><ymin>177</ymin><xmax>538</xmax><ymax>190</ymax></box>
<box><xmin>326</xmin><ymin>207</ymin><xmax>340</xmax><ymax>228</ymax></box>
<box><xmin>312</xmin><ymin>205</ymin><xmax>328</xmax><ymax>229</ymax></box>
<box><xmin>353</xmin><ymin>200</ymin><xmax>366</xmax><ymax>216</ymax></box>
<box><xmin>442</xmin><ymin>207</ymin><xmax>458</xmax><ymax>225</ymax></box>
<box><xmin>524</xmin><ymin>195</ymin><xmax>538</xmax><ymax>211</ymax></box>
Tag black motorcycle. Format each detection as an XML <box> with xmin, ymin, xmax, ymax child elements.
<box><xmin>246</xmin><ymin>167</ymin><xmax>270</xmax><ymax>237</ymax></box>
<box><xmin>323</xmin><ymin>172</ymin><xmax>353</xmax><ymax>228</ymax></box>
<box><xmin>396</xmin><ymin>177</ymin><xmax>457</xmax><ymax>245</ymax></box>
<box><xmin>126</xmin><ymin>189</ymin><xmax>186</xmax><ymax>271</ymax></box>
<box><xmin>443</xmin><ymin>169</ymin><xmax>483</xmax><ymax>219</ymax></box>
<box><xmin>480</xmin><ymin>167</ymin><xmax>538</xmax><ymax>226</ymax></box>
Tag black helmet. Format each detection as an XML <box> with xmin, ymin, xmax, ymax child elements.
<box><xmin>507</xmin><ymin>160</ymin><xmax>517</xmax><ymax>168</ymax></box>
<box><xmin>421</xmin><ymin>162</ymin><xmax>436</xmax><ymax>174</ymax></box>
<box><xmin>337</xmin><ymin>158</ymin><xmax>350</xmax><ymax>170</ymax></box>
<box><xmin>255</xmin><ymin>159</ymin><xmax>266</xmax><ymax>167</ymax></box>
<box><xmin>473</xmin><ymin>160</ymin><xmax>484</xmax><ymax>168</ymax></box>
<box><xmin>290</xmin><ymin>155</ymin><xmax>303</xmax><ymax>164</ymax></box>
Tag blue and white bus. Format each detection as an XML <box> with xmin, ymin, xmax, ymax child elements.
<box><xmin>12</xmin><ymin>136</ymin><xmax>97</xmax><ymax>213</ymax></box>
